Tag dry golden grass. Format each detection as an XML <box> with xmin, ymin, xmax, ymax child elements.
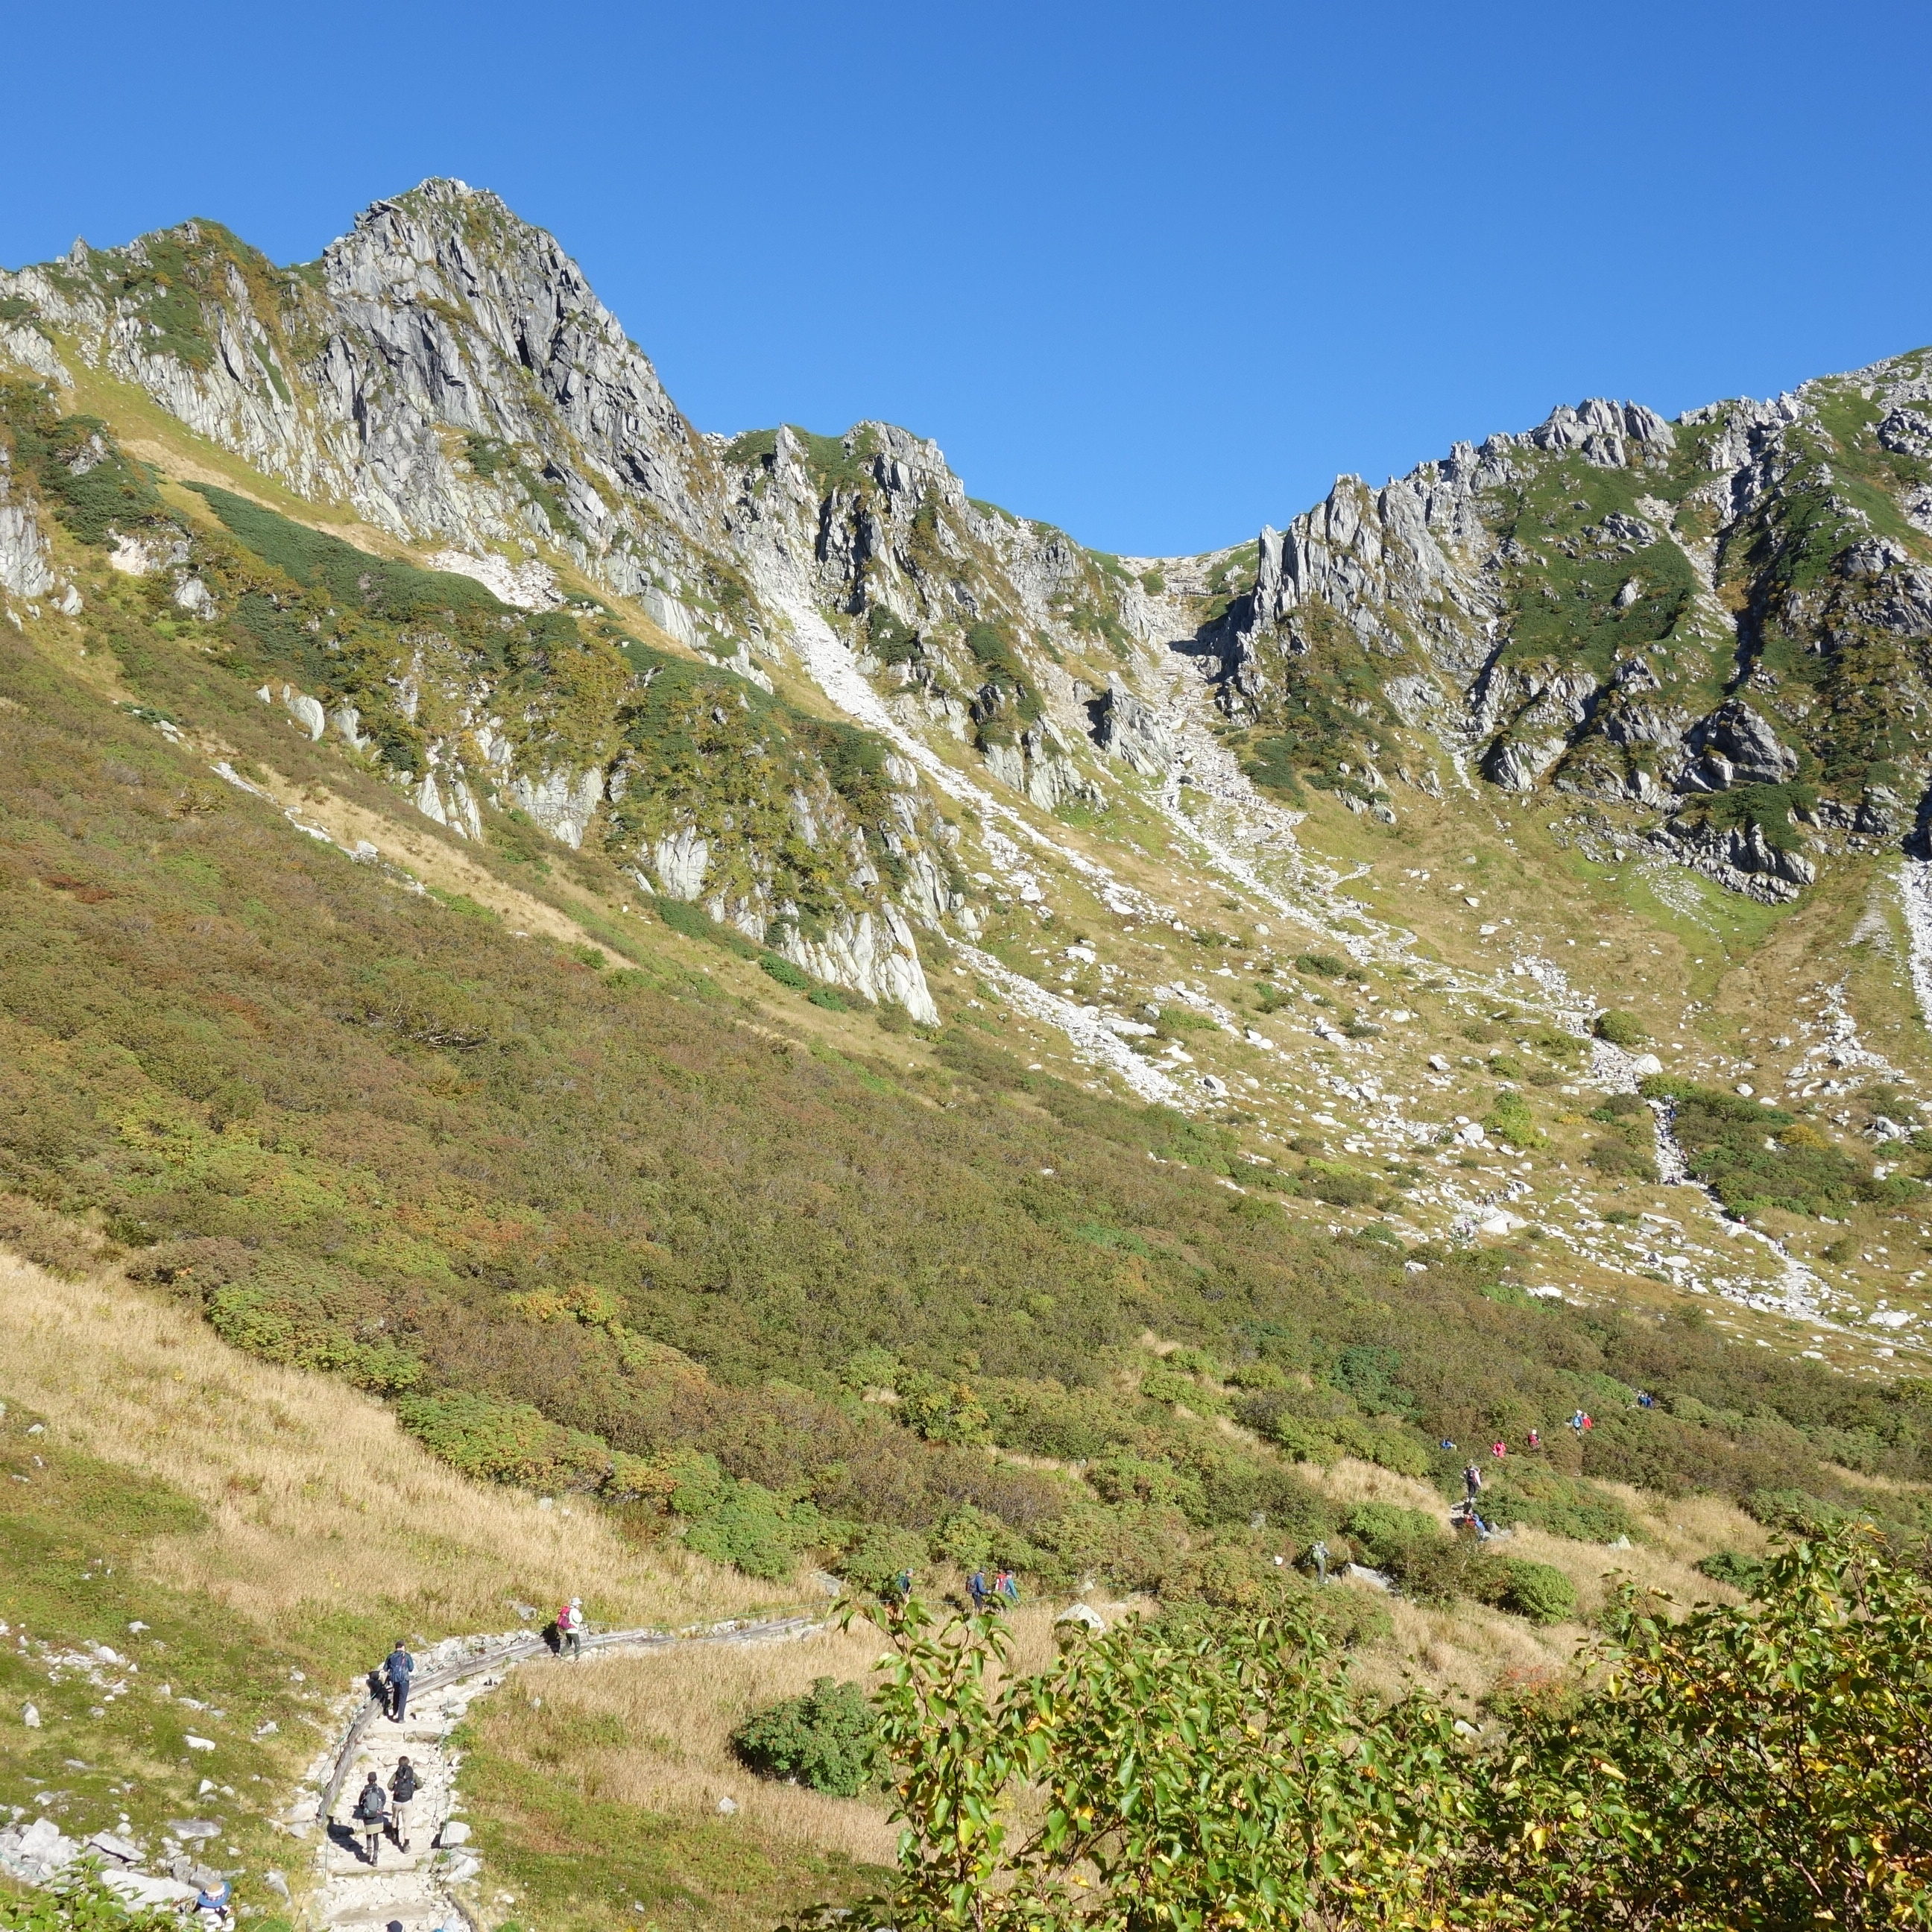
<box><xmin>495</xmin><ymin>1626</ymin><xmax>901</xmax><ymax>1866</ymax></box>
<box><xmin>476</xmin><ymin>1601</ymin><xmax>1099</xmax><ymax>1872</ymax></box>
<box><xmin>1358</xmin><ymin>1595</ymin><xmax>1570</xmax><ymax>1706</ymax></box>
<box><xmin>0</xmin><ymin>1248</ymin><xmax>777</xmax><ymax>1633</ymax></box>
<box><xmin>1289</xmin><ymin>1456</ymin><xmax>1759</xmax><ymax>1702</ymax></box>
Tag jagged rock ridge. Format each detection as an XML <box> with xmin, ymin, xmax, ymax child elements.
<box><xmin>1198</xmin><ymin>364</ymin><xmax>1932</xmax><ymax>900</ymax></box>
<box><xmin>4</xmin><ymin>178</ymin><xmax>1931</xmax><ymax>931</ymax></box>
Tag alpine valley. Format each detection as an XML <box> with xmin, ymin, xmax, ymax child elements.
<box><xmin>4</xmin><ymin>177</ymin><xmax>1932</xmax><ymax>1932</ymax></box>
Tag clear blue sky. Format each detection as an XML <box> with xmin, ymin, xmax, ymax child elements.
<box><xmin>6</xmin><ymin>1</ymin><xmax>1929</xmax><ymax>555</ymax></box>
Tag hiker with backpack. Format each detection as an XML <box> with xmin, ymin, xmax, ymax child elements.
<box><xmin>383</xmin><ymin>1640</ymin><xmax>414</xmax><ymax>1723</ymax></box>
<box><xmin>388</xmin><ymin>1755</ymin><xmax>418</xmax><ymax>1852</ymax></box>
<box><xmin>352</xmin><ymin>1772</ymin><xmax>388</xmax><ymax>1865</ymax></box>
<box><xmin>967</xmin><ymin>1568</ymin><xmax>989</xmax><ymax>1613</ymax></box>
<box><xmin>996</xmin><ymin>1568</ymin><xmax>1019</xmax><ymax>1609</ymax></box>
<box><xmin>558</xmin><ymin>1598</ymin><xmax>585</xmax><ymax>1660</ymax></box>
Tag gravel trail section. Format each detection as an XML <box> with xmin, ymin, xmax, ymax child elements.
<box><xmin>295</xmin><ymin>1617</ymin><xmax>821</xmax><ymax>1932</ymax></box>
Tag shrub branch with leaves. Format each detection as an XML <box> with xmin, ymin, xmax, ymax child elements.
<box><xmin>791</xmin><ymin>1527</ymin><xmax>1931</xmax><ymax>1932</ymax></box>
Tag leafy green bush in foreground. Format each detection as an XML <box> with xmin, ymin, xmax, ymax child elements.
<box><xmin>795</xmin><ymin>1527</ymin><xmax>1931</xmax><ymax>1932</ymax></box>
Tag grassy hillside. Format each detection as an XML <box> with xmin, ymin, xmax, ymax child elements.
<box><xmin>0</xmin><ymin>1247</ymin><xmax>771</xmax><ymax>1925</ymax></box>
<box><xmin>458</xmin><ymin>1625</ymin><xmax>905</xmax><ymax>1932</ymax></box>
<box><xmin>2</xmin><ymin>528</ymin><xmax>1930</xmax><ymax>1632</ymax></box>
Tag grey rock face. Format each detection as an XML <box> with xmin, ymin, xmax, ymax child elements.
<box><xmin>783</xmin><ymin>903</ymin><xmax>940</xmax><ymax>1024</ymax></box>
<box><xmin>3</xmin><ymin>184</ymin><xmax>720</xmax><ymax>608</ymax></box>
<box><xmin>1184</xmin><ymin>353</ymin><xmax>1932</xmax><ymax>897</ymax></box>
<box><xmin>1679</xmin><ymin>699</ymin><xmax>1798</xmax><ymax>792</ymax></box>
<box><xmin>1658</xmin><ymin>817</ymin><xmax>1816</xmax><ymax>902</ymax></box>
<box><xmin>0</xmin><ymin>318</ymin><xmax>69</xmax><ymax>385</ymax></box>
<box><xmin>1088</xmin><ymin>681</ymin><xmax>1175</xmax><ymax>777</ymax></box>
<box><xmin>979</xmin><ymin>720</ymin><xmax>1101</xmax><ymax>812</ymax></box>
<box><xmin>640</xmin><ymin>584</ymin><xmax>700</xmax><ymax>648</ymax></box>
<box><xmin>0</xmin><ymin>454</ymin><xmax>54</xmax><ymax>599</ymax></box>
<box><xmin>278</xmin><ymin>685</ymin><xmax>327</xmax><ymax>742</ymax></box>
<box><xmin>1877</xmin><ymin>407</ymin><xmax>1932</xmax><ymax>462</ymax></box>
<box><xmin>1524</xmin><ymin>397</ymin><xmax>1675</xmax><ymax>469</ymax></box>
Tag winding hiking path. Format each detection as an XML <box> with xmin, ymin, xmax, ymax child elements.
<box><xmin>297</xmin><ymin>1617</ymin><xmax>821</xmax><ymax>1932</ymax></box>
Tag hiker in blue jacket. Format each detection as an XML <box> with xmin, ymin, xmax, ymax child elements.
<box><xmin>383</xmin><ymin>1640</ymin><xmax>414</xmax><ymax>1723</ymax></box>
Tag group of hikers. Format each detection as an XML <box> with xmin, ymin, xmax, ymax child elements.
<box><xmin>348</xmin><ymin>1756</ymin><xmax>418</xmax><ymax>1866</ymax></box>
<box><xmin>1444</xmin><ymin>1404</ymin><xmax>1629</xmax><ymax>1536</ymax></box>
<box><xmin>967</xmin><ymin>1566</ymin><xmax>1021</xmax><ymax>1614</ymax></box>
<box><xmin>341</xmin><ymin>1640</ymin><xmax>425</xmax><ymax>1866</ymax></box>
<box><xmin>344</xmin><ymin>1604</ymin><xmax>587</xmax><ymax>1866</ymax></box>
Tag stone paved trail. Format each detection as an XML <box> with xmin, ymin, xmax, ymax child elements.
<box><xmin>296</xmin><ymin>1618</ymin><xmax>820</xmax><ymax>1932</ymax></box>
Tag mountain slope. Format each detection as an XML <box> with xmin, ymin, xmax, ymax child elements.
<box><xmin>1202</xmin><ymin>370</ymin><xmax>1932</xmax><ymax>897</ymax></box>
<box><xmin>8</xmin><ymin>171</ymin><xmax>1932</xmax><ymax>1932</ymax></box>
<box><xmin>3</xmin><ymin>175</ymin><xmax>1932</xmax><ymax>1588</ymax></box>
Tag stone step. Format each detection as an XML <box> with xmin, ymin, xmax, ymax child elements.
<box><xmin>319</xmin><ymin>1874</ymin><xmax>446</xmax><ymax>1912</ymax></box>
<box><xmin>322</xmin><ymin>1850</ymin><xmax>435</xmax><ymax>1877</ymax></box>
<box><xmin>324</xmin><ymin>1897</ymin><xmax>453</xmax><ymax>1930</ymax></box>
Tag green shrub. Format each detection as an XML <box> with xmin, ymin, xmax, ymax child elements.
<box><xmin>1486</xmin><ymin>1090</ymin><xmax>1547</xmax><ymax>1150</ymax></box>
<box><xmin>1145</xmin><ymin>1363</ymin><xmax>1231</xmax><ymax>1417</ymax></box>
<box><xmin>1</xmin><ymin>385</ymin><xmax>165</xmax><ymax>545</ymax></box>
<box><xmin>1482</xmin><ymin>1468</ymin><xmax>1636</xmax><ymax>1544</ymax></box>
<box><xmin>731</xmin><ymin>1676</ymin><xmax>880</xmax><ymax>1796</ymax></box>
<box><xmin>760</xmin><ymin>953</ymin><xmax>812</xmax><ymax>990</ymax></box>
<box><xmin>1326</xmin><ymin>1344</ymin><xmax>1410</xmax><ymax>1415</ymax></box>
<box><xmin>1497</xmin><ymin>1556</ymin><xmax>1578</xmax><ymax>1623</ymax></box>
<box><xmin>1696</xmin><ymin>1549</ymin><xmax>1767</xmax><ymax>1594</ymax></box>
<box><xmin>1345</xmin><ymin>1501</ymin><xmax>1443</xmax><ymax>1565</ymax></box>
<box><xmin>396</xmin><ymin>1389</ymin><xmax>610</xmax><ymax>1490</ymax></box>
<box><xmin>1342</xmin><ymin>1502</ymin><xmax>1505</xmax><ymax>1604</ymax></box>
<box><xmin>895</xmin><ymin>1371</ymin><xmax>991</xmax><ymax>1446</ymax></box>
<box><xmin>839</xmin><ymin>1524</ymin><xmax>928</xmax><ymax>1595</ymax></box>
<box><xmin>190</xmin><ymin>482</ymin><xmax>503</xmax><ymax>619</ymax></box>
<box><xmin>1641</xmin><ymin>1079</ymin><xmax>1882</xmax><ymax>1219</ymax></box>
<box><xmin>1350</xmin><ymin>1421</ymin><xmax>1435</xmax><ymax>1480</ymax></box>
<box><xmin>867</xmin><ymin>606</ymin><xmax>923</xmax><ymax>666</ymax></box>
<box><xmin>1293</xmin><ymin>952</ymin><xmax>1363</xmax><ymax>981</ymax></box>
<box><xmin>1155</xmin><ymin>1006</ymin><xmax>1220</xmax><ymax>1034</ymax></box>
<box><xmin>665</xmin><ymin>1455</ymin><xmax>820</xmax><ymax>1579</ymax></box>
<box><xmin>1594</xmin><ymin>1010</ymin><xmax>1647</xmax><ymax>1046</ymax></box>
<box><xmin>1304</xmin><ymin>1159</ymin><xmax>1380</xmax><ymax>1208</ymax></box>
<box><xmin>1255</xmin><ymin>1414</ymin><xmax>1344</xmax><ymax>1465</ymax></box>
<box><xmin>1588</xmin><ymin>1137</ymin><xmax>1658</xmax><ymax>1181</ymax></box>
